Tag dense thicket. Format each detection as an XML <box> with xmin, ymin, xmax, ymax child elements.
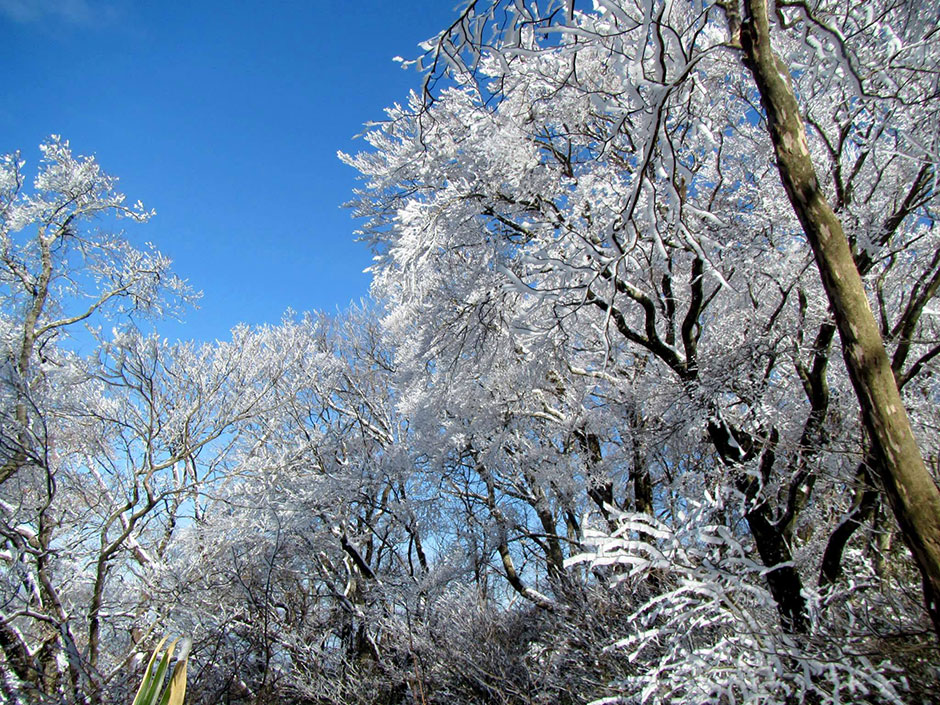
<box><xmin>2</xmin><ymin>1</ymin><xmax>940</xmax><ymax>703</ymax></box>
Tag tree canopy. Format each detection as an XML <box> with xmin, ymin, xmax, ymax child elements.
<box><xmin>2</xmin><ymin>1</ymin><xmax>940</xmax><ymax>703</ymax></box>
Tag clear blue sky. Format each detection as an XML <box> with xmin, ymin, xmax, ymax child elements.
<box><xmin>0</xmin><ymin>0</ymin><xmax>459</xmax><ymax>342</ymax></box>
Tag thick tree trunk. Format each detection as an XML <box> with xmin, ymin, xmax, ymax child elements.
<box><xmin>740</xmin><ymin>0</ymin><xmax>940</xmax><ymax>635</ymax></box>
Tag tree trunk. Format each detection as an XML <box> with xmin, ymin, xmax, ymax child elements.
<box><xmin>740</xmin><ymin>0</ymin><xmax>940</xmax><ymax>635</ymax></box>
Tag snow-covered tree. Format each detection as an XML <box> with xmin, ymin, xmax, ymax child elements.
<box><xmin>343</xmin><ymin>0</ymin><xmax>940</xmax><ymax>698</ymax></box>
<box><xmin>154</xmin><ymin>309</ymin><xmax>434</xmax><ymax>703</ymax></box>
<box><xmin>1</xmin><ymin>137</ymin><xmax>192</xmax><ymax>486</ymax></box>
<box><xmin>0</xmin><ymin>140</ymin><xmax>289</xmax><ymax>704</ymax></box>
<box><xmin>3</xmin><ymin>1</ymin><xmax>939</xmax><ymax>699</ymax></box>
<box><xmin>0</xmin><ymin>138</ymin><xmax>192</xmax><ymax>703</ymax></box>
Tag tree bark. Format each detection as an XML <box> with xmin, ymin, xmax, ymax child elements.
<box><xmin>741</xmin><ymin>0</ymin><xmax>940</xmax><ymax>635</ymax></box>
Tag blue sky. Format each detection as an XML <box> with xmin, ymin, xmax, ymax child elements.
<box><xmin>0</xmin><ymin>0</ymin><xmax>460</xmax><ymax>342</ymax></box>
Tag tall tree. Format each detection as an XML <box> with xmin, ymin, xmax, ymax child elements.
<box><xmin>0</xmin><ymin>140</ymin><xmax>295</xmax><ymax>703</ymax></box>
<box><xmin>345</xmin><ymin>0</ymin><xmax>940</xmax><ymax>639</ymax></box>
<box><xmin>737</xmin><ymin>0</ymin><xmax>940</xmax><ymax>635</ymax></box>
<box><xmin>1</xmin><ymin>138</ymin><xmax>191</xmax><ymax>486</ymax></box>
<box><xmin>0</xmin><ymin>139</ymin><xmax>192</xmax><ymax>703</ymax></box>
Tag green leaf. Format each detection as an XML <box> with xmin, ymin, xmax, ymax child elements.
<box><xmin>130</xmin><ymin>636</ymin><xmax>189</xmax><ymax>705</ymax></box>
<box><xmin>158</xmin><ymin>638</ymin><xmax>190</xmax><ymax>705</ymax></box>
<box><xmin>131</xmin><ymin>636</ymin><xmax>169</xmax><ymax>705</ymax></box>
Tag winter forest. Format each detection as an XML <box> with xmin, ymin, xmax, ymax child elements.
<box><xmin>3</xmin><ymin>0</ymin><xmax>940</xmax><ymax>703</ymax></box>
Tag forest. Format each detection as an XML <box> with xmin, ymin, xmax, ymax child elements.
<box><xmin>2</xmin><ymin>0</ymin><xmax>940</xmax><ymax>703</ymax></box>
